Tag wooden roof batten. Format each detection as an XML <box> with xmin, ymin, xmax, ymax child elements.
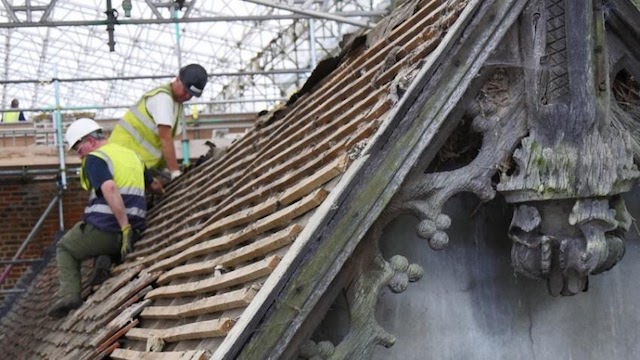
<box><xmin>4</xmin><ymin>0</ymin><xmax>639</xmax><ymax>359</ymax></box>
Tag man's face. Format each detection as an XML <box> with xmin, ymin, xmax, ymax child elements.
<box><xmin>73</xmin><ymin>136</ymin><xmax>97</xmax><ymax>159</ymax></box>
<box><xmin>173</xmin><ymin>79</ymin><xmax>194</xmax><ymax>103</ymax></box>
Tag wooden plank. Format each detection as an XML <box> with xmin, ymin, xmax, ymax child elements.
<box><xmin>76</xmin><ymin>271</ymin><xmax>158</xmax><ymax>323</ymax></box>
<box><xmin>201</xmin><ymin>189</ymin><xmax>266</xmax><ymax>227</ymax></box>
<box><xmin>232</xmin><ymin>86</ymin><xmax>387</xmax><ymax>199</ymax></box>
<box><xmin>123</xmin><ymin>0</ymin><xmax>418</xmax><ymax>258</ymax></box>
<box><xmin>140</xmin><ymin>286</ymin><xmax>258</xmax><ymax>320</ymax></box>
<box><xmin>111</xmin><ymin>349</ymin><xmax>208</xmax><ymax>360</ymax></box>
<box><xmin>248</xmin><ymin>0</ymin><xmax>446</xmax><ymax>162</ymax></box>
<box><xmin>311</xmin><ymin>0</ymin><xmax>447</xmax><ymax>95</ymax></box>
<box><xmin>143</xmin><ymin>189</ymin><xmax>325</xmax><ymax>273</ymax></box>
<box><xmin>182</xmin><ymin>190</ymin><xmax>231</xmax><ymax>224</ymax></box>
<box><xmin>145</xmin><ymin>256</ymin><xmax>281</xmax><ymax>300</ymax></box>
<box><xmin>149</xmin><ymin>145</ymin><xmax>255</xmax><ymax>218</ymax></box>
<box><xmin>89</xmin><ymin>299</ymin><xmax>152</xmax><ymax>348</ymax></box>
<box><xmin>120</xmin><ymin>198</ymin><xmax>278</xmax><ymax>272</ymax></box>
<box><xmin>125</xmin><ymin>318</ymin><xmax>235</xmax><ymax>342</ymax></box>
<box><xmin>245</xmin><ymin>188</ymin><xmax>328</xmax><ymax>234</ymax></box>
<box><xmin>279</xmin><ymin>154</ymin><xmax>350</xmax><ymax>205</ymax></box>
<box><xmin>92</xmin><ymin>341</ymin><xmax>120</xmax><ymax>360</ymax></box>
<box><xmin>243</xmin><ymin>76</ymin><xmax>383</xmax><ymax>177</ymax></box>
<box><xmin>158</xmin><ymin>224</ymin><xmax>302</xmax><ymax>284</ymax></box>
<box><xmin>146</xmin><ymin>230</ymin><xmax>255</xmax><ymax>274</ymax></box>
<box><xmin>146</xmin><ymin>175</ymin><xmax>234</xmax><ymax>232</ymax></box>
<box><xmin>209</xmin><ymin>134</ymin><xmax>350</xmax><ymax>225</ymax></box>
<box><xmin>85</xmin><ymin>265</ymin><xmax>143</xmax><ymax>304</ymax></box>
<box><xmin>228</xmin><ymin>96</ymin><xmax>390</xmax><ymax>212</ymax></box>
<box><xmin>134</xmin><ymin>184</ymin><xmax>244</xmax><ymax>252</ymax></box>
<box><xmin>184</xmin><ymin>196</ymin><xmax>279</xmax><ymax>247</ymax></box>
<box><xmin>143</xmin><ymin>162</ymin><xmax>240</xmax><ymax>243</ymax></box>
<box><xmin>91</xmin><ymin>319</ymin><xmax>139</xmax><ymax>358</ymax></box>
<box><xmin>374</xmin><ymin>32</ymin><xmax>439</xmax><ymax>86</ymax></box>
<box><xmin>129</xmin><ymin>225</ymin><xmax>199</xmax><ymax>260</ymax></box>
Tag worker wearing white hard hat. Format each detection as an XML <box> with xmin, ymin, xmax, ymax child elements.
<box><xmin>49</xmin><ymin>118</ymin><xmax>162</xmax><ymax>318</ymax></box>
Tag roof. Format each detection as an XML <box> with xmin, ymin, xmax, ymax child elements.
<box><xmin>0</xmin><ymin>0</ymin><xmax>500</xmax><ymax>358</ymax></box>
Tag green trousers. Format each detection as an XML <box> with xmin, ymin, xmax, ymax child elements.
<box><xmin>56</xmin><ymin>222</ymin><xmax>120</xmax><ymax>297</ymax></box>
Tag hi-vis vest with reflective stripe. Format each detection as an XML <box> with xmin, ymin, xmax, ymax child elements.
<box><xmin>108</xmin><ymin>83</ymin><xmax>183</xmax><ymax>169</ymax></box>
<box><xmin>3</xmin><ymin>111</ymin><xmax>19</xmax><ymax>123</ymax></box>
<box><xmin>80</xmin><ymin>143</ymin><xmax>147</xmax><ymax>232</ymax></box>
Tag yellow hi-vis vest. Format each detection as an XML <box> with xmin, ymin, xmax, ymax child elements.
<box><xmin>108</xmin><ymin>83</ymin><xmax>183</xmax><ymax>169</ymax></box>
<box><xmin>80</xmin><ymin>143</ymin><xmax>147</xmax><ymax>232</ymax></box>
<box><xmin>3</xmin><ymin>111</ymin><xmax>19</xmax><ymax>123</ymax></box>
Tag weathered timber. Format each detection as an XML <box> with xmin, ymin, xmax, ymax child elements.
<box><xmin>387</xmin><ymin>69</ymin><xmax>527</xmax><ymax>251</ymax></box>
<box><xmin>85</xmin><ymin>265</ymin><xmax>143</xmax><ymax>304</ymax></box>
<box><xmin>246</xmin><ymin>0</ymin><xmax>447</xmax><ymax>170</ymax></box>
<box><xmin>157</xmin><ymin>224</ymin><xmax>302</xmax><ymax>284</ymax></box>
<box><xmin>225</xmin><ymin>88</ymin><xmax>388</xmax><ymax>206</ymax></box>
<box><xmin>110</xmin><ymin>349</ymin><xmax>208</xmax><ymax>360</ymax></box>
<box><xmin>93</xmin><ymin>341</ymin><xmax>120</xmax><ymax>360</ymax></box>
<box><xmin>496</xmin><ymin>0</ymin><xmax>640</xmax><ymax>295</ymax></box>
<box><xmin>145</xmin><ymin>255</ymin><xmax>281</xmax><ymax>299</ymax></box>
<box><xmin>133</xmin><ymin>196</ymin><xmax>278</xmax><ymax>259</ymax></box>
<box><xmin>221</xmin><ymin>0</ymin><xmax>528</xmax><ymax>358</ymax></box>
<box><xmin>140</xmin><ymin>286</ymin><xmax>258</xmax><ymax>320</ymax></box>
<box><xmin>116</xmin><ymin>198</ymin><xmax>280</xmax><ymax>273</ymax></box>
<box><xmin>89</xmin><ymin>319</ymin><xmax>139</xmax><ymax>360</ymax></box>
<box><xmin>143</xmin><ymin>189</ymin><xmax>325</xmax><ymax>273</ymax></box>
<box><xmin>125</xmin><ymin>318</ymin><xmax>235</xmax><ymax>342</ymax></box>
<box><xmin>89</xmin><ymin>300</ymin><xmax>151</xmax><ymax>348</ymax></box>
<box><xmin>280</xmin><ymin>154</ymin><xmax>350</xmax><ymax>205</ymax></box>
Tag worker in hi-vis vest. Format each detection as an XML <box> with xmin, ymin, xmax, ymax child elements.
<box><xmin>48</xmin><ymin>118</ymin><xmax>163</xmax><ymax>318</ymax></box>
<box><xmin>2</xmin><ymin>98</ymin><xmax>26</xmax><ymax>123</ymax></box>
<box><xmin>108</xmin><ymin>64</ymin><xmax>208</xmax><ymax>180</ymax></box>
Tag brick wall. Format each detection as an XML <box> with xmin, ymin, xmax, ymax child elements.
<box><xmin>0</xmin><ymin>178</ymin><xmax>87</xmax><ymax>301</ymax></box>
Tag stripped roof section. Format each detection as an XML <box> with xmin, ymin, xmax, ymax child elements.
<box><xmin>0</xmin><ymin>0</ymin><xmax>469</xmax><ymax>358</ymax></box>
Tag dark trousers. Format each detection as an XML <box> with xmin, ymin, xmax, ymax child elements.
<box><xmin>56</xmin><ymin>222</ymin><xmax>120</xmax><ymax>297</ymax></box>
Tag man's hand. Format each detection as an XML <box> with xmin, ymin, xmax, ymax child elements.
<box><xmin>150</xmin><ymin>179</ymin><xmax>165</xmax><ymax>194</ymax></box>
<box><xmin>120</xmin><ymin>224</ymin><xmax>134</xmax><ymax>262</ymax></box>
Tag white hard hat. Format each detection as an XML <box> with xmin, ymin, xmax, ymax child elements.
<box><xmin>65</xmin><ymin>118</ymin><xmax>102</xmax><ymax>150</ymax></box>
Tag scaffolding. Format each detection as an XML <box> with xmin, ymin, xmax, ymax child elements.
<box><xmin>0</xmin><ymin>0</ymin><xmax>391</xmax><ymax>301</ymax></box>
<box><xmin>1</xmin><ymin>0</ymin><xmax>390</xmax><ymax>118</ymax></box>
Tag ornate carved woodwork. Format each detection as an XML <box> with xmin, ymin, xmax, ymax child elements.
<box><xmin>386</xmin><ymin>68</ymin><xmax>527</xmax><ymax>249</ymax></box>
<box><xmin>497</xmin><ymin>0</ymin><xmax>639</xmax><ymax>295</ymax></box>
<box><xmin>297</xmin><ymin>226</ymin><xmax>424</xmax><ymax>360</ymax></box>
<box><xmin>297</xmin><ymin>67</ymin><xmax>527</xmax><ymax>359</ymax></box>
<box><xmin>287</xmin><ymin>1</ymin><xmax>640</xmax><ymax>358</ymax></box>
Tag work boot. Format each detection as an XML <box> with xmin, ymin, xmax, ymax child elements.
<box><xmin>48</xmin><ymin>294</ymin><xmax>82</xmax><ymax>319</ymax></box>
<box><xmin>89</xmin><ymin>255</ymin><xmax>112</xmax><ymax>286</ymax></box>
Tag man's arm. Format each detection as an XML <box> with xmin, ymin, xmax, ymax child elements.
<box><xmin>144</xmin><ymin>167</ymin><xmax>165</xmax><ymax>194</ymax></box>
<box><xmin>158</xmin><ymin>124</ymin><xmax>179</xmax><ymax>172</ymax></box>
<box><xmin>146</xmin><ymin>92</ymin><xmax>180</xmax><ymax>174</ymax></box>
<box><xmin>100</xmin><ymin>180</ymin><xmax>129</xmax><ymax>229</ymax></box>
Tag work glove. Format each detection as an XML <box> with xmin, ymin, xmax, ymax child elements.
<box><xmin>120</xmin><ymin>224</ymin><xmax>133</xmax><ymax>262</ymax></box>
<box><xmin>170</xmin><ymin>169</ymin><xmax>182</xmax><ymax>180</ymax></box>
